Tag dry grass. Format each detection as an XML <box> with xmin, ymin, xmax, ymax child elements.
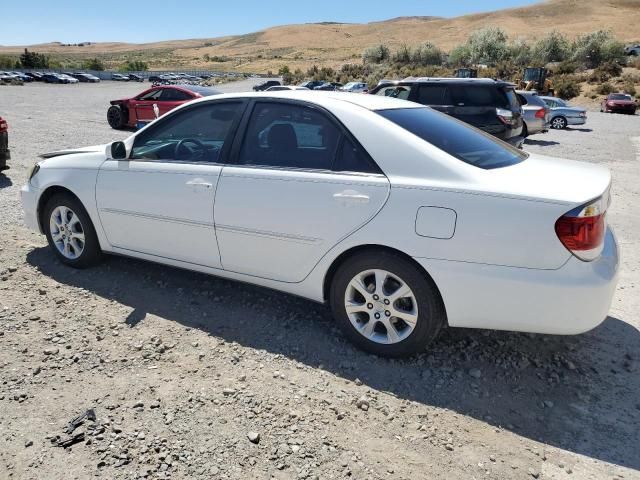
<box><xmin>1</xmin><ymin>0</ymin><xmax>639</xmax><ymax>72</ymax></box>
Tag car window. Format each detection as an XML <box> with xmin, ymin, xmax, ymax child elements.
<box><xmin>130</xmin><ymin>102</ymin><xmax>243</xmax><ymax>162</ymax></box>
<box><xmin>516</xmin><ymin>93</ymin><xmax>528</xmax><ymax>106</ymax></box>
<box><xmin>333</xmin><ymin>137</ymin><xmax>381</xmax><ymax>174</ymax></box>
<box><xmin>375</xmin><ymin>85</ymin><xmax>412</xmax><ymax>100</ymax></box>
<box><xmin>378</xmin><ymin>107</ymin><xmax>527</xmax><ymax>170</ymax></box>
<box><xmin>238</xmin><ymin>102</ymin><xmax>341</xmax><ymax>170</ymax></box>
<box><xmin>138</xmin><ymin>89</ymin><xmax>163</xmax><ymax>101</ymax></box>
<box><xmin>449</xmin><ymin>86</ymin><xmax>509</xmax><ymax>108</ymax></box>
<box><xmin>160</xmin><ymin>89</ymin><xmax>192</xmax><ymax>101</ymax></box>
<box><xmin>416</xmin><ymin>85</ymin><xmax>450</xmax><ymax>105</ymax></box>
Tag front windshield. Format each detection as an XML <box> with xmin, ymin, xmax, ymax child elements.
<box><xmin>378</xmin><ymin>107</ymin><xmax>527</xmax><ymax>170</ymax></box>
<box><xmin>609</xmin><ymin>94</ymin><xmax>632</xmax><ymax>100</ymax></box>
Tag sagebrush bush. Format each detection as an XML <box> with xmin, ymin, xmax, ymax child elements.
<box><xmin>554</xmin><ymin>75</ymin><xmax>582</xmax><ymax>99</ymax></box>
<box><xmin>596</xmin><ymin>82</ymin><xmax>615</xmax><ymax>95</ymax></box>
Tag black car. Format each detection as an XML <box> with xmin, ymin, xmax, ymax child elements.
<box><xmin>299</xmin><ymin>80</ymin><xmax>327</xmax><ymax>90</ymax></box>
<box><xmin>129</xmin><ymin>73</ymin><xmax>144</xmax><ymax>82</ymax></box>
<box><xmin>369</xmin><ymin>78</ymin><xmax>524</xmax><ymax>148</ymax></box>
<box><xmin>253</xmin><ymin>80</ymin><xmax>281</xmax><ymax>91</ymax></box>
<box><xmin>25</xmin><ymin>72</ymin><xmax>44</xmax><ymax>81</ymax></box>
<box><xmin>41</xmin><ymin>73</ymin><xmax>66</xmax><ymax>84</ymax></box>
<box><xmin>315</xmin><ymin>82</ymin><xmax>343</xmax><ymax>91</ymax></box>
<box><xmin>0</xmin><ymin>116</ymin><xmax>9</xmax><ymax>173</ymax></box>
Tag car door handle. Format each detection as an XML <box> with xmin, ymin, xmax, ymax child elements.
<box><xmin>186</xmin><ymin>180</ymin><xmax>212</xmax><ymax>188</ymax></box>
<box><xmin>333</xmin><ymin>191</ymin><xmax>369</xmax><ymax>203</ymax></box>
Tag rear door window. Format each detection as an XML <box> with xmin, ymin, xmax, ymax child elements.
<box><xmin>416</xmin><ymin>85</ymin><xmax>450</xmax><ymax>105</ymax></box>
<box><xmin>378</xmin><ymin>107</ymin><xmax>527</xmax><ymax>169</ymax></box>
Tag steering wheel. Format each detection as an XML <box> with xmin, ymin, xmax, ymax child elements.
<box><xmin>174</xmin><ymin>138</ymin><xmax>205</xmax><ymax>161</ymax></box>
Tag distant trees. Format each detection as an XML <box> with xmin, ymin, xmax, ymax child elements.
<box><xmin>82</xmin><ymin>57</ymin><xmax>105</xmax><ymax>71</ymax></box>
<box><xmin>0</xmin><ymin>56</ymin><xmax>15</xmax><ymax>69</ymax></box>
<box><xmin>18</xmin><ymin>48</ymin><xmax>49</xmax><ymax>68</ymax></box>
<box><xmin>118</xmin><ymin>60</ymin><xmax>149</xmax><ymax>72</ymax></box>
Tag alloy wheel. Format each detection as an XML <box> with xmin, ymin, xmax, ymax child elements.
<box><xmin>49</xmin><ymin>205</ymin><xmax>85</xmax><ymax>260</ymax></box>
<box><xmin>344</xmin><ymin>269</ymin><xmax>418</xmax><ymax>344</ymax></box>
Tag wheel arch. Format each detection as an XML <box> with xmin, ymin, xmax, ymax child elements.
<box><xmin>322</xmin><ymin>244</ymin><xmax>448</xmax><ymax>324</ymax></box>
<box><xmin>37</xmin><ymin>185</ymin><xmax>84</xmax><ymax>233</ymax></box>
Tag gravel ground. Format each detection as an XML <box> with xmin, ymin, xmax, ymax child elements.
<box><xmin>0</xmin><ymin>82</ymin><xmax>639</xmax><ymax>480</ymax></box>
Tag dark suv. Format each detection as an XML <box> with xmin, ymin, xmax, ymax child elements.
<box><xmin>370</xmin><ymin>78</ymin><xmax>524</xmax><ymax>148</ymax></box>
<box><xmin>253</xmin><ymin>80</ymin><xmax>281</xmax><ymax>91</ymax></box>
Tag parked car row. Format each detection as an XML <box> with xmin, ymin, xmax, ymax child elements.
<box><xmin>253</xmin><ymin>80</ymin><xmax>369</xmax><ymax>93</ymax></box>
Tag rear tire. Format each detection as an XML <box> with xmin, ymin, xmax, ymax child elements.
<box><xmin>329</xmin><ymin>250</ymin><xmax>445</xmax><ymax>357</ymax></box>
<box><xmin>521</xmin><ymin>123</ymin><xmax>529</xmax><ymax>138</ymax></box>
<box><xmin>43</xmin><ymin>193</ymin><xmax>102</xmax><ymax>268</ymax></box>
<box><xmin>107</xmin><ymin>105</ymin><xmax>126</xmax><ymax>129</ymax></box>
<box><xmin>551</xmin><ymin>116</ymin><xmax>567</xmax><ymax>129</ymax></box>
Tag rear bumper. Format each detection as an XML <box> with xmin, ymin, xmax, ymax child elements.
<box><xmin>415</xmin><ymin>227</ymin><xmax>619</xmax><ymax>335</ymax></box>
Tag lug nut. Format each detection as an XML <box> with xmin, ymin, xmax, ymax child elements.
<box><xmin>373</xmin><ymin>294</ymin><xmax>379</xmax><ymax>301</ymax></box>
<box><xmin>384</xmin><ymin>299</ymin><xmax>390</xmax><ymax>305</ymax></box>
<box><xmin>374</xmin><ymin>313</ymin><xmax>380</xmax><ymax>319</ymax></box>
<box><xmin>385</xmin><ymin>311</ymin><xmax>391</xmax><ymax>317</ymax></box>
<box><xmin>367</xmin><ymin>303</ymin><xmax>373</xmax><ymax>310</ymax></box>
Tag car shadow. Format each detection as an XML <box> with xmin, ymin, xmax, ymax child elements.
<box><xmin>0</xmin><ymin>173</ymin><xmax>12</xmax><ymax>188</ymax></box>
<box><xmin>565</xmin><ymin>127</ymin><xmax>593</xmax><ymax>132</ymax></box>
<box><xmin>26</xmin><ymin>247</ymin><xmax>640</xmax><ymax>471</ymax></box>
<box><xmin>524</xmin><ymin>139</ymin><xmax>560</xmax><ymax>146</ymax></box>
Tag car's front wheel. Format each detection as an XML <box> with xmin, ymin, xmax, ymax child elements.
<box><xmin>43</xmin><ymin>193</ymin><xmax>102</xmax><ymax>268</ymax></box>
<box><xmin>107</xmin><ymin>105</ymin><xmax>126</xmax><ymax>129</ymax></box>
<box><xmin>330</xmin><ymin>251</ymin><xmax>445</xmax><ymax>357</ymax></box>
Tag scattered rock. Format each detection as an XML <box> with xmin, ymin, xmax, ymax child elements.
<box><xmin>247</xmin><ymin>431</ymin><xmax>260</xmax><ymax>444</ymax></box>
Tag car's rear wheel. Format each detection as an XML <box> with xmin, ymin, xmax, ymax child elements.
<box><xmin>107</xmin><ymin>105</ymin><xmax>126</xmax><ymax>129</ymax></box>
<box><xmin>551</xmin><ymin>116</ymin><xmax>567</xmax><ymax>129</ymax></box>
<box><xmin>521</xmin><ymin>123</ymin><xmax>529</xmax><ymax>138</ymax></box>
<box><xmin>329</xmin><ymin>251</ymin><xmax>445</xmax><ymax>357</ymax></box>
<box><xmin>43</xmin><ymin>193</ymin><xmax>102</xmax><ymax>268</ymax></box>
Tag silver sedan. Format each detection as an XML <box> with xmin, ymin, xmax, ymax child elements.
<box><xmin>540</xmin><ymin>96</ymin><xmax>587</xmax><ymax>129</ymax></box>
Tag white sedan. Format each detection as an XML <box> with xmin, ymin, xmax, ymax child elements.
<box><xmin>21</xmin><ymin>91</ymin><xmax>619</xmax><ymax>357</ymax></box>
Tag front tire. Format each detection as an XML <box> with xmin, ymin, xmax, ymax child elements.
<box><xmin>107</xmin><ymin>105</ymin><xmax>126</xmax><ymax>129</ymax></box>
<box><xmin>43</xmin><ymin>193</ymin><xmax>102</xmax><ymax>268</ymax></box>
<box><xmin>329</xmin><ymin>251</ymin><xmax>445</xmax><ymax>357</ymax></box>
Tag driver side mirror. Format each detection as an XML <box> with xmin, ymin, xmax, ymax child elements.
<box><xmin>110</xmin><ymin>141</ymin><xmax>127</xmax><ymax>160</ymax></box>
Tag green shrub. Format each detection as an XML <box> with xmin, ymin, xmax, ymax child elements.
<box><xmin>362</xmin><ymin>44</ymin><xmax>390</xmax><ymax>64</ymax></box>
<box><xmin>411</xmin><ymin>42</ymin><xmax>444</xmax><ymax>66</ymax></box>
<box><xmin>554</xmin><ymin>61</ymin><xmax>578</xmax><ymax>75</ymax></box>
<box><xmin>623</xmin><ymin>82</ymin><xmax>637</xmax><ymax>96</ymax></box>
<box><xmin>554</xmin><ymin>75</ymin><xmax>582</xmax><ymax>99</ymax></box>
<box><xmin>532</xmin><ymin>31</ymin><xmax>570</xmax><ymax>64</ymax></box>
<box><xmin>571</xmin><ymin>31</ymin><xmax>625</xmax><ymax>68</ymax></box>
<box><xmin>596</xmin><ymin>82</ymin><xmax>615</xmax><ymax>95</ymax></box>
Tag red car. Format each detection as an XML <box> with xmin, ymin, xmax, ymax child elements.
<box><xmin>0</xmin><ymin>116</ymin><xmax>9</xmax><ymax>172</ymax></box>
<box><xmin>600</xmin><ymin>93</ymin><xmax>637</xmax><ymax>114</ymax></box>
<box><xmin>107</xmin><ymin>85</ymin><xmax>221</xmax><ymax>129</ymax></box>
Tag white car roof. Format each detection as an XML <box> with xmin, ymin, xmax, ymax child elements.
<box><xmin>189</xmin><ymin>90</ymin><xmax>421</xmax><ymax>112</ymax></box>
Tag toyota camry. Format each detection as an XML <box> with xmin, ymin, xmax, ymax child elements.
<box><xmin>21</xmin><ymin>91</ymin><xmax>619</xmax><ymax>357</ymax></box>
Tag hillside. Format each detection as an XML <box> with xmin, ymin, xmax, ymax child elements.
<box><xmin>1</xmin><ymin>0</ymin><xmax>639</xmax><ymax>72</ymax></box>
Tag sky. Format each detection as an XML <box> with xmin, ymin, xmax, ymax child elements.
<box><xmin>2</xmin><ymin>0</ymin><xmax>540</xmax><ymax>45</ymax></box>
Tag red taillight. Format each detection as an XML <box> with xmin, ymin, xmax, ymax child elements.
<box><xmin>0</xmin><ymin>118</ymin><xmax>7</xmax><ymax>133</ymax></box>
<box><xmin>534</xmin><ymin>108</ymin><xmax>546</xmax><ymax>119</ymax></box>
<box><xmin>555</xmin><ymin>195</ymin><xmax>608</xmax><ymax>261</ymax></box>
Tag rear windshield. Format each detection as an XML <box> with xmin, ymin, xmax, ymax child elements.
<box><xmin>378</xmin><ymin>107</ymin><xmax>527</xmax><ymax>169</ymax></box>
